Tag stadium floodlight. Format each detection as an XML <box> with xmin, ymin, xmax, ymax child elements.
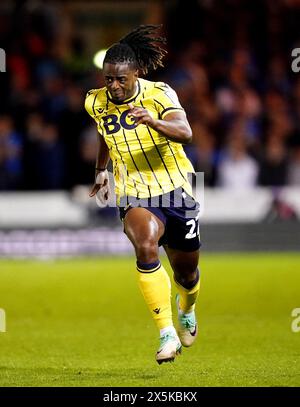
<box><xmin>93</xmin><ymin>49</ymin><xmax>108</xmax><ymax>70</ymax></box>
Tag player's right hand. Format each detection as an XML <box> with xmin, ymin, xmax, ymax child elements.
<box><xmin>89</xmin><ymin>170</ymin><xmax>110</xmax><ymax>206</ymax></box>
<box><xmin>128</xmin><ymin>103</ymin><xmax>154</xmax><ymax>127</ymax></box>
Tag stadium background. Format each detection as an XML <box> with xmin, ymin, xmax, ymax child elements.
<box><xmin>0</xmin><ymin>0</ymin><xmax>299</xmax><ymax>387</ymax></box>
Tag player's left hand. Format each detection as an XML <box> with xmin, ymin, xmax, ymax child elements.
<box><xmin>128</xmin><ymin>103</ymin><xmax>155</xmax><ymax>127</ymax></box>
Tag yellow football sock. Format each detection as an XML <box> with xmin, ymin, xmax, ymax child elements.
<box><xmin>137</xmin><ymin>261</ymin><xmax>173</xmax><ymax>330</ymax></box>
<box><xmin>174</xmin><ymin>271</ymin><xmax>200</xmax><ymax>314</ymax></box>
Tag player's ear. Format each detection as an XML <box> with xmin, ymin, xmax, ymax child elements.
<box><xmin>134</xmin><ymin>69</ymin><xmax>139</xmax><ymax>79</ymax></box>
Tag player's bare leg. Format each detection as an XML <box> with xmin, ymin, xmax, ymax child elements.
<box><xmin>124</xmin><ymin>208</ymin><xmax>164</xmax><ymax>264</ymax></box>
<box><xmin>124</xmin><ymin>208</ymin><xmax>182</xmax><ymax>364</ymax></box>
<box><xmin>164</xmin><ymin>246</ymin><xmax>200</xmax><ymax>347</ymax></box>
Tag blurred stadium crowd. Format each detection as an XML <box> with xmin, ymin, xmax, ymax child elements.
<box><xmin>1</xmin><ymin>0</ymin><xmax>300</xmax><ymax>191</ymax></box>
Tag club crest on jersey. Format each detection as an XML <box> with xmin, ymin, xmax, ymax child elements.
<box><xmin>102</xmin><ymin>109</ymin><xmax>137</xmax><ymax>135</ymax></box>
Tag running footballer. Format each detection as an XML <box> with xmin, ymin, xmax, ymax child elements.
<box><xmin>85</xmin><ymin>25</ymin><xmax>201</xmax><ymax>364</ymax></box>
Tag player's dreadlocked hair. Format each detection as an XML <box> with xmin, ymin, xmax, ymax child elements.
<box><xmin>103</xmin><ymin>25</ymin><xmax>167</xmax><ymax>75</ymax></box>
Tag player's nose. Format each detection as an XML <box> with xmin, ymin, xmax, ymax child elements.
<box><xmin>111</xmin><ymin>80</ymin><xmax>120</xmax><ymax>90</ymax></box>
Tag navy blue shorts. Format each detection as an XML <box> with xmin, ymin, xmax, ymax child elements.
<box><xmin>119</xmin><ymin>187</ymin><xmax>201</xmax><ymax>252</ymax></box>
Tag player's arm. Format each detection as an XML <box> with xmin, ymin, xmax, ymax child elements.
<box><xmin>89</xmin><ymin>133</ymin><xmax>110</xmax><ymax>197</ymax></box>
<box><xmin>149</xmin><ymin>110</ymin><xmax>192</xmax><ymax>144</ymax></box>
<box><xmin>128</xmin><ymin>104</ymin><xmax>192</xmax><ymax>144</ymax></box>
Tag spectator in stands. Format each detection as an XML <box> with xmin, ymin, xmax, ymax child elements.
<box><xmin>265</xmin><ymin>55</ymin><xmax>291</xmax><ymax>96</ymax></box>
<box><xmin>263</xmin><ymin>89</ymin><xmax>293</xmax><ymax>144</ymax></box>
<box><xmin>217</xmin><ymin>123</ymin><xmax>259</xmax><ymax>189</ymax></box>
<box><xmin>76</xmin><ymin>126</ymin><xmax>98</xmax><ymax>185</ymax></box>
<box><xmin>258</xmin><ymin>135</ymin><xmax>288</xmax><ymax>186</ymax></box>
<box><xmin>59</xmin><ymin>85</ymin><xmax>89</xmax><ymax>187</ymax></box>
<box><xmin>288</xmin><ymin>144</ymin><xmax>300</xmax><ymax>186</ymax></box>
<box><xmin>189</xmin><ymin>121</ymin><xmax>217</xmax><ymax>186</ymax></box>
<box><xmin>0</xmin><ymin>115</ymin><xmax>23</xmax><ymax>189</ymax></box>
<box><xmin>25</xmin><ymin>121</ymin><xmax>65</xmax><ymax>189</ymax></box>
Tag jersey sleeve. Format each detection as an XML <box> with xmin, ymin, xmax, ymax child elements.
<box><xmin>153</xmin><ymin>82</ymin><xmax>184</xmax><ymax>119</ymax></box>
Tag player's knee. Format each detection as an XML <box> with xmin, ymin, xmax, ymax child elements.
<box><xmin>172</xmin><ymin>259</ymin><xmax>198</xmax><ymax>275</ymax></box>
<box><xmin>135</xmin><ymin>239</ymin><xmax>159</xmax><ymax>263</ymax></box>
<box><xmin>174</xmin><ymin>266</ymin><xmax>199</xmax><ymax>287</ymax></box>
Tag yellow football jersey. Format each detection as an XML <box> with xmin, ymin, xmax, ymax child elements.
<box><xmin>85</xmin><ymin>78</ymin><xmax>194</xmax><ymax>200</ymax></box>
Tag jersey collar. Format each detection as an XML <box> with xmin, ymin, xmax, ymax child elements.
<box><xmin>106</xmin><ymin>79</ymin><xmax>141</xmax><ymax>105</ymax></box>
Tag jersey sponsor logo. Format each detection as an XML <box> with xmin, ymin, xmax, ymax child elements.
<box><xmin>102</xmin><ymin>109</ymin><xmax>137</xmax><ymax>135</ymax></box>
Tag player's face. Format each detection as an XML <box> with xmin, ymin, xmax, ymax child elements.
<box><xmin>103</xmin><ymin>63</ymin><xmax>138</xmax><ymax>103</ymax></box>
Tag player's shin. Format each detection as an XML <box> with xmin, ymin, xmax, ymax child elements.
<box><xmin>136</xmin><ymin>260</ymin><xmax>173</xmax><ymax>330</ymax></box>
<box><xmin>174</xmin><ymin>268</ymin><xmax>200</xmax><ymax>314</ymax></box>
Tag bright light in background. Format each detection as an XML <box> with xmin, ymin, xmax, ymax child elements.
<box><xmin>93</xmin><ymin>49</ymin><xmax>108</xmax><ymax>69</ymax></box>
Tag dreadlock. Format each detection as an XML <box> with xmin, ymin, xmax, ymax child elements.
<box><xmin>103</xmin><ymin>25</ymin><xmax>167</xmax><ymax>75</ymax></box>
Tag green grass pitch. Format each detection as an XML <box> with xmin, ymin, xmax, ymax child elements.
<box><xmin>0</xmin><ymin>253</ymin><xmax>299</xmax><ymax>387</ymax></box>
